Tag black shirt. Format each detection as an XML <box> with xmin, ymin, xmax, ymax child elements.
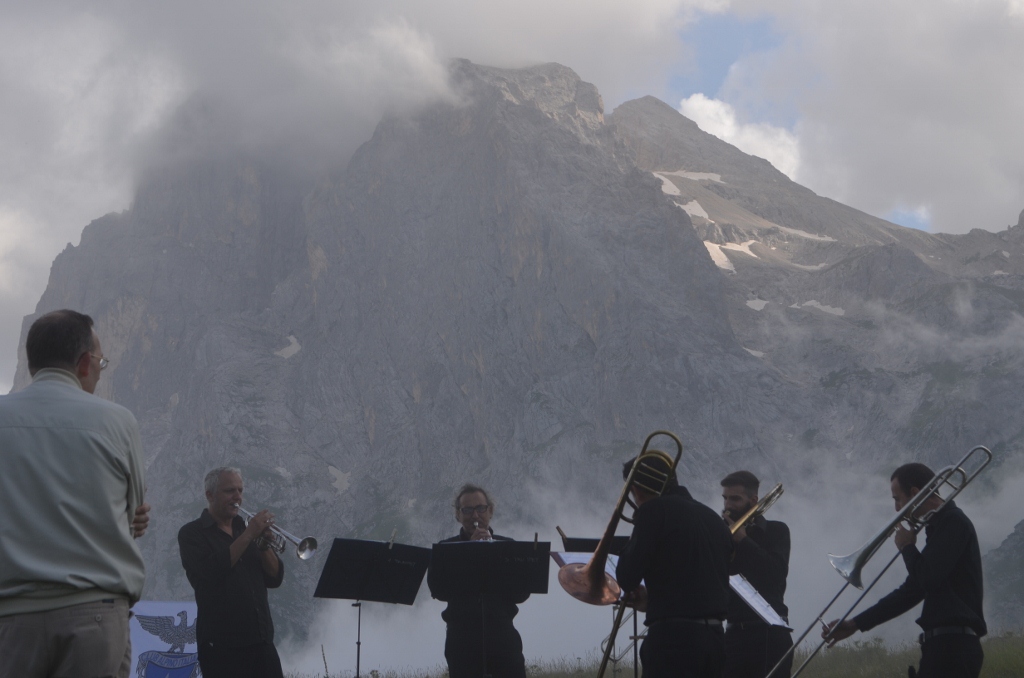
<box><xmin>178</xmin><ymin>509</ymin><xmax>285</xmax><ymax>647</ymax></box>
<box><xmin>727</xmin><ymin>515</ymin><xmax>790</xmax><ymax>624</ymax></box>
<box><xmin>427</xmin><ymin>529</ymin><xmax>529</xmax><ymax>629</ymax></box>
<box><xmin>854</xmin><ymin>501</ymin><xmax>986</xmax><ymax>636</ymax></box>
<box><xmin>616</xmin><ymin>486</ymin><xmax>734</xmax><ymax>625</ymax></box>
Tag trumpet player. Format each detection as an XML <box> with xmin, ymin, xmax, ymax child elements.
<box><xmin>720</xmin><ymin>471</ymin><xmax>793</xmax><ymax>678</ymax></box>
<box><xmin>178</xmin><ymin>467</ymin><xmax>285</xmax><ymax>678</ymax></box>
<box><xmin>822</xmin><ymin>463</ymin><xmax>986</xmax><ymax>678</ymax></box>
<box><xmin>427</xmin><ymin>484</ymin><xmax>528</xmax><ymax>678</ymax></box>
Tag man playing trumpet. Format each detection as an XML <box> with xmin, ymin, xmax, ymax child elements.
<box><xmin>427</xmin><ymin>484</ymin><xmax>529</xmax><ymax>678</ymax></box>
<box><xmin>178</xmin><ymin>467</ymin><xmax>285</xmax><ymax>678</ymax></box>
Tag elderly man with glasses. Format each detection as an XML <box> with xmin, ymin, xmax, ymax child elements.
<box><xmin>0</xmin><ymin>309</ymin><xmax>151</xmax><ymax>678</ymax></box>
<box><xmin>427</xmin><ymin>484</ymin><xmax>529</xmax><ymax>678</ymax></box>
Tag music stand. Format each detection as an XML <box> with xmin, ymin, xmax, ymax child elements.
<box><xmin>555</xmin><ymin>526</ymin><xmax>630</xmax><ymax>555</ymax></box>
<box><xmin>429</xmin><ymin>540</ymin><xmax>550</xmax><ymax>678</ymax></box>
<box><xmin>314</xmin><ymin>537</ymin><xmax>431</xmax><ymax>677</ymax></box>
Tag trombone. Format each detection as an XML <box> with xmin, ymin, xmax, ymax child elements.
<box><xmin>234</xmin><ymin>504</ymin><xmax>319</xmax><ymax>561</ymax></box>
<box><xmin>557</xmin><ymin>430</ymin><xmax>684</xmax><ymax>678</ymax></box>
<box><xmin>729</xmin><ymin>483</ymin><xmax>784</xmax><ymax>535</ymax></box>
<box><xmin>768</xmin><ymin>445</ymin><xmax>992</xmax><ymax>678</ymax></box>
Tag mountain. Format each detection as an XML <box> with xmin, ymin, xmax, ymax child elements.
<box><xmin>610</xmin><ymin>95</ymin><xmax>1024</xmax><ymax>468</ymax></box>
<box><xmin>984</xmin><ymin>517</ymin><xmax>1024</xmax><ymax>630</ymax></box>
<box><xmin>12</xmin><ymin>60</ymin><xmax>1024</xmax><ymax>636</ymax></box>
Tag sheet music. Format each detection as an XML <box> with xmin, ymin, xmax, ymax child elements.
<box><xmin>730</xmin><ymin>574</ymin><xmax>791</xmax><ymax>629</ymax></box>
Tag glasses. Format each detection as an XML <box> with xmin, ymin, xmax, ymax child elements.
<box><xmin>90</xmin><ymin>354</ymin><xmax>109</xmax><ymax>370</ymax></box>
<box><xmin>459</xmin><ymin>504</ymin><xmax>490</xmax><ymax>516</ymax></box>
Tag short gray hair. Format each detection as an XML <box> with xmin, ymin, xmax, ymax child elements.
<box><xmin>204</xmin><ymin>467</ymin><xmax>242</xmax><ymax>495</ymax></box>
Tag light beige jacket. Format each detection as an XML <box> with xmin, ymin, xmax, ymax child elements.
<box><xmin>0</xmin><ymin>368</ymin><xmax>146</xmax><ymax>616</ymax></box>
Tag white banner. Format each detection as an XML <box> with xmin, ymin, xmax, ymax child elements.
<box><xmin>129</xmin><ymin>601</ymin><xmax>201</xmax><ymax>678</ymax></box>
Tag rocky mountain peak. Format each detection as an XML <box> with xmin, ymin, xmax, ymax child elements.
<box><xmin>451</xmin><ymin>59</ymin><xmax>604</xmax><ymax>137</ymax></box>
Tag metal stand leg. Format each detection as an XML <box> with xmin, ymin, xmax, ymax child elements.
<box><xmin>480</xmin><ymin>596</ymin><xmax>491</xmax><ymax>678</ymax></box>
<box><xmin>633</xmin><ymin>610</ymin><xmax>639</xmax><ymax>678</ymax></box>
<box><xmin>352</xmin><ymin>601</ymin><xmax>362</xmax><ymax>678</ymax></box>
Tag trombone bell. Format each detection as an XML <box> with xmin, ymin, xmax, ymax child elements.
<box><xmin>828</xmin><ymin>551</ymin><xmax>865</xmax><ymax>590</ymax></box>
<box><xmin>558</xmin><ymin>562</ymin><xmax>621</xmax><ymax>605</ymax></box>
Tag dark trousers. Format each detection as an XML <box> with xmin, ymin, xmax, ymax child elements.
<box><xmin>640</xmin><ymin>621</ymin><xmax>726</xmax><ymax>678</ymax></box>
<box><xmin>724</xmin><ymin>625</ymin><xmax>793</xmax><ymax>678</ymax></box>
<box><xmin>444</xmin><ymin>623</ymin><xmax>526</xmax><ymax>678</ymax></box>
<box><xmin>197</xmin><ymin>641</ymin><xmax>284</xmax><ymax>678</ymax></box>
<box><xmin>915</xmin><ymin>635</ymin><xmax>983</xmax><ymax>678</ymax></box>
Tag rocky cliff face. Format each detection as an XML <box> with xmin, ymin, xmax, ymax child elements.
<box><xmin>13</xmin><ymin>61</ymin><xmax>1024</xmax><ymax>637</ymax></box>
<box><xmin>610</xmin><ymin>96</ymin><xmax>1024</xmax><ymax>470</ymax></box>
<box><xmin>984</xmin><ymin>518</ymin><xmax>1024</xmax><ymax>630</ymax></box>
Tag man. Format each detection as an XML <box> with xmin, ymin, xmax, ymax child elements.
<box><xmin>823</xmin><ymin>463</ymin><xmax>986</xmax><ymax>678</ymax></box>
<box><xmin>427</xmin><ymin>484</ymin><xmax>529</xmax><ymax>678</ymax></box>
<box><xmin>0</xmin><ymin>309</ymin><xmax>150</xmax><ymax>678</ymax></box>
<box><xmin>616</xmin><ymin>456</ymin><xmax>734</xmax><ymax>678</ymax></box>
<box><xmin>178</xmin><ymin>467</ymin><xmax>285</xmax><ymax>678</ymax></box>
<box><xmin>720</xmin><ymin>471</ymin><xmax>793</xmax><ymax>678</ymax></box>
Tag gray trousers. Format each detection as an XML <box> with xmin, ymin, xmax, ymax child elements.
<box><xmin>0</xmin><ymin>598</ymin><xmax>131</xmax><ymax>678</ymax></box>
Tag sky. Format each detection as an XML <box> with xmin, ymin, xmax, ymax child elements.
<box><xmin>2</xmin><ymin>1</ymin><xmax>1024</xmax><ymax>391</ymax></box>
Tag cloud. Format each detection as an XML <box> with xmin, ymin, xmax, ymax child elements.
<box><xmin>5</xmin><ymin>0</ymin><xmax>1024</xmax><ymax>387</ymax></box>
<box><xmin>679</xmin><ymin>92</ymin><xmax>801</xmax><ymax>179</ymax></box>
<box><xmin>0</xmin><ymin>0</ymin><xmax>727</xmax><ymax>389</ymax></box>
<box><xmin>720</xmin><ymin>0</ymin><xmax>1024</xmax><ymax>234</ymax></box>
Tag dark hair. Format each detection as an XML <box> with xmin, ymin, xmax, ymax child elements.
<box><xmin>453</xmin><ymin>483</ymin><xmax>492</xmax><ymax>510</ymax></box>
<box><xmin>891</xmin><ymin>463</ymin><xmax>935</xmax><ymax>497</ymax></box>
<box><xmin>622</xmin><ymin>454</ymin><xmax>679</xmax><ymax>491</ymax></box>
<box><xmin>26</xmin><ymin>310</ymin><xmax>95</xmax><ymax>375</ymax></box>
<box><xmin>721</xmin><ymin>470</ymin><xmax>760</xmax><ymax>495</ymax></box>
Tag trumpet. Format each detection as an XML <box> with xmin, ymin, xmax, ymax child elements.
<box><xmin>233</xmin><ymin>504</ymin><xmax>318</xmax><ymax>561</ymax></box>
<box><xmin>557</xmin><ymin>430</ymin><xmax>684</xmax><ymax>678</ymax></box>
<box><xmin>472</xmin><ymin>521</ymin><xmax>493</xmax><ymax>542</ymax></box>
<box><xmin>729</xmin><ymin>483</ymin><xmax>783</xmax><ymax>535</ymax></box>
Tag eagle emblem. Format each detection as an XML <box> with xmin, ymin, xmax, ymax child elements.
<box><xmin>135</xmin><ymin>610</ymin><xmax>197</xmax><ymax>653</ymax></box>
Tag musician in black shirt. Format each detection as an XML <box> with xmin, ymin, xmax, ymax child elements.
<box><xmin>178</xmin><ymin>467</ymin><xmax>285</xmax><ymax>678</ymax></box>
<box><xmin>720</xmin><ymin>471</ymin><xmax>793</xmax><ymax>678</ymax></box>
<box><xmin>427</xmin><ymin>484</ymin><xmax>528</xmax><ymax>678</ymax></box>
<box><xmin>616</xmin><ymin>456</ymin><xmax>734</xmax><ymax>678</ymax></box>
<box><xmin>824</xmin><ymin>463</ymin><xmax>986</xmax><ymax>678</ymax></box>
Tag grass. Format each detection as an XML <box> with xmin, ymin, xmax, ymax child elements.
<box><xmin>287</xmin><ymin>632</ymin><xmax>1024</xmax><ymax>678</ymax></box>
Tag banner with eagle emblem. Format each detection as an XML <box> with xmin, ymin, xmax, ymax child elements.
<box><xmin>130</xmin><ymin>601</ymin><xmax>201</xmax><ymax>678</ymax></box>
